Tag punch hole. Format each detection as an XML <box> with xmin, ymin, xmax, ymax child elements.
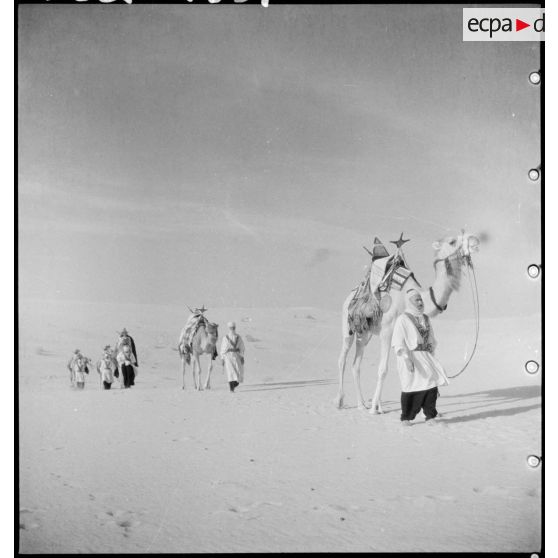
<box><xmin>528</xmin><ymin>167</ymin><xmax>541</xmax><ymax>181</ymax></box>
<box><xmin>531</xmin><ymin>554</ymin><xmax>539</xmax><ymax>558</ymax></box>
<box><xmin>525</xmin><ymin>360</ymin><xmax>539</xmax><ymax>374</ymax></box>
<box><xmin>529</xmin><ymin>70</ymin><xmax>541</xmax><ymax>85</ymax></box>
<box><xmin>527</xmin><ymin>265</ymin><xmax>540</xmax><ymax>279</ymax></box>
<box><xmin>527</xmin><ymin>455</ymin><xmax>541</xmax><ymax>468</ymax></box>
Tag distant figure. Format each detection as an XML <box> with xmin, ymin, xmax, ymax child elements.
<box><xmin>72</xmin><ymin>353</ymin><xmax>90</xmax><ymax>390</ymax></box>
<box><xmin>115</xmin><ymin>328</ymin><xmax>138</xmax><ymax>365</ymax></box>
<box><xmin>97</xmin><ymin>349</ymin><xmax>117</xmax><ymax>390</ymax></box>
<box><xmin>67</xmin><ymin>349</ymin><xmax>81</xmax><ymax>387</ymax></box>
<box><xmin>117</xmin><ymin>344</ymin><xmax>137</xmax><ymax>389</ymax></box>
<box><xmin>392</xmin><ymin>288</ymin><xmax>449</xmax><ymax>426</ymax></box>
<box><xmin>220</xmin><ymin>322</ymin><xmax>245</xmax><ymax>393</ymax></box>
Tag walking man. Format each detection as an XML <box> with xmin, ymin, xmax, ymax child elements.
<box><xmin>117</xmin><ymin>344</ymin><xmax>138</xmax><ymax>389</ymax></box>
<box><xmin>392</xmin><ymin>288</ymin><xmax>449</xmax><ymax>425</ymax></box>
<box><xmin>220</xmin><ymin>322</ymin><xmax>245</xmax><ymax>393</ymax></box>
<box><xmin>115</xmin><ymin>328</ymin><xmax>139</xmax><ymax>366</ymax></box>
<box><xmin>98</xmin><ymin>349</ymin><xmax>117</xmax><ymax>390</ymax></box>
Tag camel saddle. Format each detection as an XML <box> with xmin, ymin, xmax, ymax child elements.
<box><xmin>348</xmin><ymin>240</ymin><xmax>416</xmax><ymax>335</ymax></box>
<box><xmin>180</xmin><ymin>314</ymin><xmax>219</xmax><ymax>363</ymax></box>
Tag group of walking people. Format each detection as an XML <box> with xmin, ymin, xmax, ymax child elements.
<box><xmin>67</xmin><ymin>328</ymin><xmax>139</xmax><ymax>390</ymax></box>
<box><xmin>66</xmin><ymin>289</ymin><xmax>446</xmax><ymax>420</ymax></box>
<box><xmin>68</xmin><ymin>315</ymin><xmax>247</xmax><ymax>394</ymax></box>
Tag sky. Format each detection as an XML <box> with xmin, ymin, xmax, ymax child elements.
<box><xmin>18</xmin><ymin>4</ymin><xmax>540</xmax><ymax>317</ymax></box>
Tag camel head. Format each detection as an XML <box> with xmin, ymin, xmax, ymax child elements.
<box><xmin>432</xmin><ymin>231</ymin><xmax>480</xmax><ymax>290</ymax></box>
<box><xmin>205</xmin><ymin>322</ymin><xmax>219</xmax><ymax>341</ymax></box>
<box><xmin>432</xmin><ymin>231</ymin><xmax>480</xmax><ymax>260</ymax></box>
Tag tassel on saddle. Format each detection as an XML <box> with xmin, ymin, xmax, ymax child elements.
<box><xmin>347</xmin><ymin>275</ymin><xmax>383</xmax><ymax>336</ymax></box>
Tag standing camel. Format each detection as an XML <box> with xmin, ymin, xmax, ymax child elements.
<box><xmin>336</xmin><ymin>232</ymin><xmax>480</xmax><ymax>413</ymax></box>
<box><xmin>179</xmin><ymin>321</ymin><xmax>219</xmax><ymax>390</ymax></box>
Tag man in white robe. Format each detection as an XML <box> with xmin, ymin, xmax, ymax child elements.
<box><xmin>67</xmin><ymin>349</ymin><xmax>81</xmax><ymax>387</ymax></box>
<box><xmin>392</xmin><ymin>289</ymin><xmax>449</xmax><ymax>425</ymax></box>
<box><xmin>117</xmin><ymin>344</ymin><xmax>138</xmax><ymax>388</ymax></box>
<box><xmin>72</xmin><ymin>354</ymin><xmax>89</xmax><ymax>390</ymax></box>
<box><xmin>115</xmin><ymin>328</ymin><xmax>138</xmax><ymax>366</ymax></box>
<box><xmin>98</xmin><ymin>350</ymin><xmax>117</xmax><ymax>390</ymax></box>
<box><xmin>220</xmin><ymin>322</ymin><xmax>245</xmax><ymax>393</ymax></box>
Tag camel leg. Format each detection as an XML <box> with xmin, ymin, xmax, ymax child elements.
<box><xmin>370</xmin><ymin>329</ymin><xmax>392</xmax><ymax>415</ymax></box>
<box><xmin>191</xmin><ymin>357</ymin><xmax>198</xmax><ymax>390</ymax></box>
<box><xmin>181</xmin><ymin>357</ymin><xmax>186</xmax><ymax>390</ymax></box>
<box><xmin>352</xmin><ymin>338</ymin><xmax>368</xmax><ymax>410</ymax></box>
<box><xmin>335</xmin><ymin>334</ymin><xmax>354</xmax><ymax>409</ymax></box>
<box><xmin>204</xmin><ymin>358</ymin><xmax>213</xmax><ymax>390</ymax></box>
<box><xmin>194</xmin><ymin>355</ymin><xmax>203</xmax><ymax>391</ymax></box>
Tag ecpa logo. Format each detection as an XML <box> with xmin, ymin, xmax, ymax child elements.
<box><xmin>463</xmin><ymin>8</ymin><xmax>545</xmax><ymax>42</ymax></box>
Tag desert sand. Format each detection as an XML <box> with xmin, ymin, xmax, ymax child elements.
<box><xmin>18</xmin><ymin>298</ymin><xmax>541</xmax><ymax>553</ymax></box>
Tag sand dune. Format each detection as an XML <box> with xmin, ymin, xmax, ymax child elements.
<box><xmin>18</xmin><ymin>299</ymin><xmax>541</xmax><ymax>553</ymax></box>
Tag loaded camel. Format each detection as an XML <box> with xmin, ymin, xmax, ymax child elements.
<box><xmin>336</xmin><ymin>231</ymin><xmax>480</xmax><ymax>413</ymax></box>
<box><xmin>178</xmin><ymin>306</ymin><xmax>219</xmax><ymax>391</ymax></box>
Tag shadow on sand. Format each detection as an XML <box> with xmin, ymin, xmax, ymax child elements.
<box><xmin>439</xmin><ymin>385</ymin><xmax>541</xmax><ymax>424</ymax></box>
<box><xmin>241</xmin><ymin>378</ymin><xmax>337</xmax><ymax>392</ymax></box>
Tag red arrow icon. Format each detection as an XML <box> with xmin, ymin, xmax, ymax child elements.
<box><xmin>516</xmin><ymin>19</ymin><xmax>531</xmax><ymax>31</ymax></box>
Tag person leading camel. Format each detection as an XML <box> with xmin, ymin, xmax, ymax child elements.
<box><xmin>392</xmin><ymin>288</ymin><xmax>449</xmax><ymax>426</ymax></box>
<box><xmin>220</xmin><ymin>322</ymin><xmax>245</xmax><ymax>393</ymax></box>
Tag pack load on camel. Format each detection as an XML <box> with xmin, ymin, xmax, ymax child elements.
<box><xmin>347</xmin><ymin>234</ymin><xmax>419</xmax><ymax>336</ymax></box>
<box><xmin>178</xmin><ymin>306</ymin><xmax>218</xmax><ymax>365</ymax></box>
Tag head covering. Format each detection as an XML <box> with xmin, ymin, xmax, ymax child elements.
<box><xmin>405</xmin><ymin>288</ymin><xmax>424</xmax><ymax>317</ymax></box>
<box><xmin>74</xmin><ymin>349</ymin><xmax>81</xmax><ymax>354</ymax></box>
<box><xmin>227</xmin><ymin>321</ymin><xmax>236</xmax><ymax>329</ymax></box>
<box><xmin>121</xmin><ymin>328</ymin><xmax>128</xmax><ymax>336</ymax></box>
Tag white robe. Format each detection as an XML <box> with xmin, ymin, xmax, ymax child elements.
<box><xmin>220</xmin><ymin>334</ymin><xmax>245</xmax><ymax>383</ymax></box>
<box><xmin>117</xmin><ymin>351</ymin><xmax>138</xmax><ymax>377</ymax></box>
<box><xmin>392</xmin><ymin>313</ymin><xmax>449</xmax><ymax>393</ymax></box>
<box><xmin>98</xmin><ymin>359</ymin><xmax>116</xmax><ymax>384</ymax></box>
<box><xmin>72</xmin><ymin>361</ymin><xmax>88</xmax><ymax>384</ymax></box>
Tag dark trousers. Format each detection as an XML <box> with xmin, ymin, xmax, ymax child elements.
<box><xmin>121</xmin><ymin>364</ymin><xmax>135</xmax><ymax>388</ymax></box>
<box><xmin>103</xmin><ymin>381</ymin><xmax>112</xmax><ymax>390</ymax></box>
<box><xmin>400</xmin><ymin>387</ymin><xmax>438</xmax><ymax>421</ymax></box>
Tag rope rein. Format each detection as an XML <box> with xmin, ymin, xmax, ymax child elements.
<box><xmin>447</xmin><ymin>257</ymin><xmax>480</xmax><ymax>379</ymax></box>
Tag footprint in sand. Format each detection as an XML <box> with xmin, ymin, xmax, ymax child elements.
<box><xmin>99</xmin><ymin>509</ymin><xmax>143</xmax><ymax>538</ymax></box>
<box><xmin>20</xmin><ymin>509</ymin><xmax>40</xmax><ymax>530</ymax></box>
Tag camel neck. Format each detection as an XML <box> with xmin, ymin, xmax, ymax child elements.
<box><xmin>430</xmin><ymin>259</ymin><xmax>455</xmax><ymax>311</ymax></box>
